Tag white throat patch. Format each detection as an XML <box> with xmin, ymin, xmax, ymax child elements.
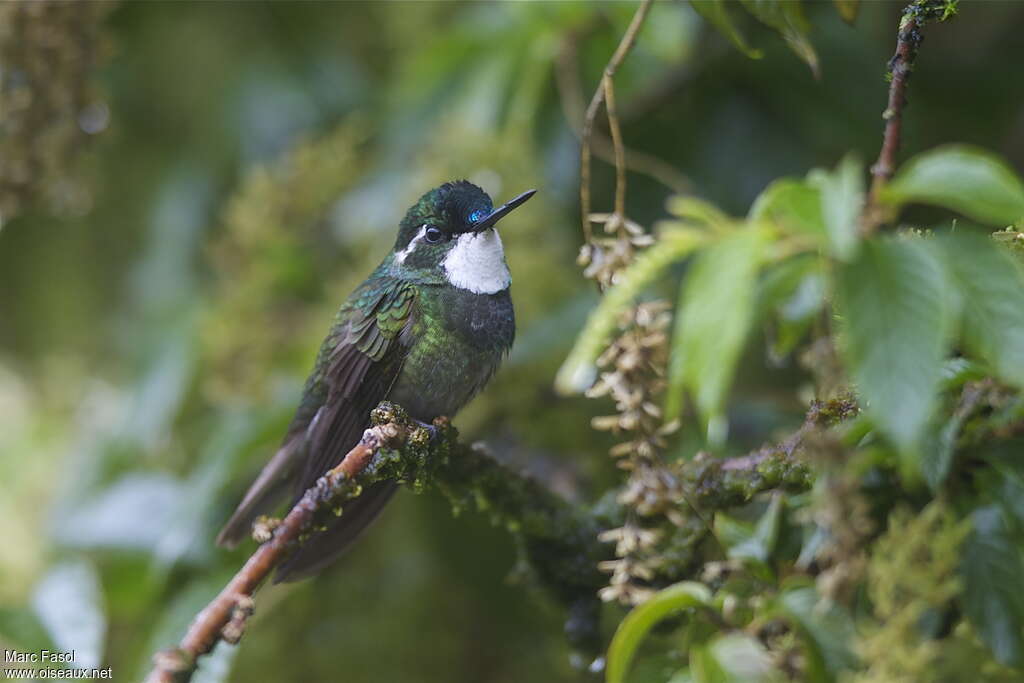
<box><xmin>442</xmin><ymin>229</ymin><xmax>510</xmax><ymax>294</ymax></box>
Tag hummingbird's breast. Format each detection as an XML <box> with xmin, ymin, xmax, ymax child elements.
<box><xmin>388</xmin><ymin>285</ymin><xmax>514</xmax><ymax>420</ymax></box>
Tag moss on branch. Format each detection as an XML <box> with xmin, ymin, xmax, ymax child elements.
<box><xmin>148</xmin><ymin>399</ymin><xmax>823</xmax><ymax>682</ymax></box>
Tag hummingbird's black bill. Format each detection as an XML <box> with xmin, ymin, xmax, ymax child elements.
<box><xmin>472</xmin><ymin>189</ymin><xmax>537</xmax><ymax>231</ymax></box>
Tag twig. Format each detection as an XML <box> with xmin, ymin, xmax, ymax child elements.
<box><xmin>144</xmin><ymin>422</ymin><xmax>406</xmax><ymax>683</ymax></box>
<box><xmin>720</xmin><ymin>396</ymin><xmax>858</xmax><ymax>473</ymax></box>
<box><xmin>603</xmin><ymin>75</ymin><xmax>626</xmax><ymax>218</ymax></box>
<box><xmin>865</xmin><ymin>0</ymin><xmax>958</xmax><ymax>231</ymax></box>
<box><xmin>555</xmin><ymin>29</ymin><xmax>691</xmax><ymax>200</ymax></box>
<box><xmin>579</xmin><ymin>0</ymin><xmax>655</xmax><ymax>242</ymax></box>
<box><xmin>867</xmin><ymin>14</ymin><xmax>920</xmax><ymax>209</ymax></box>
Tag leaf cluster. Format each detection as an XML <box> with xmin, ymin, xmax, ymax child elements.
<box><xmin>562</xmin><ymin>145</ymin><xmax>1024</xmax><ymax>681</ymax></box>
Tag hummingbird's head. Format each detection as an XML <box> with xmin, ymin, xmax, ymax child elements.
<box><xmin>391</xmin><ymin>180</ymin><xmax>535</xmax><ymax>294</ymax></box>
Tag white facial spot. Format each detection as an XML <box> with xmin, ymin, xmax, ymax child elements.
<box><xmin>442</xmin><ymin>229</ymin><xmax>511</xmax><ymax>294</ymax></box>
<box><xmin>394</xmin><ymin>225</ymin><xmax>426</xmax><ymax>264</ymax></box>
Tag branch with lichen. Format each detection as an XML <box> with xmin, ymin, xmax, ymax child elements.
<box><xmin>145</xmin><ymin>402</ymin><xmax>610</xmax><ymax>683</ymax></box>
<box><xmin>865</xmin><ymin>0</ymin><xmax>959</xmax><ymax>231</ymax></box>
<box><xmin>145</xmin><ymin>416</ymin><xmax>407</xmax><ymax>683</ymax></box>
<box><xmin>145</xmin><ymin>397</ymin><xmax>828</xmax><ymax>681</ymax></box>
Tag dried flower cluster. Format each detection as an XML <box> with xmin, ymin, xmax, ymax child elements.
<box><xmin>579</xmin><ymin>213</ymin><xmax>685</xmax><ymax>605</ymax></box>
<box><xmin>577</xmin><ymin>213</ymin><xmax>654</xmax><ymax>289</ymax></box>
<box><xmin>0</xmin><ymin>1</ymin><xmax>112</xmax><ymax>223</ymax></box>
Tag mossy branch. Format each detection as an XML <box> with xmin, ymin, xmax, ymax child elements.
<box><xmin>144</xmin><ymin>402</ymin><xmax>610</xmax><ymax>682</ymax></box>
<box><xmin>145</xmin><ymin>400</ymin><xmax>825</xmax><ymax>681</ymax></box>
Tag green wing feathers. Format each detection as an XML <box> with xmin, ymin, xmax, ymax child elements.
<box><xmin>216</xmin><ymin>278</ymin><xmax>417</xmax><ymax>553</ymax></box>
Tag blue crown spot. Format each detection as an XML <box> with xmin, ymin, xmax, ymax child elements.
<box><xmin>469</xmin><ymin>209</ymin><xmax>486</xmax><ymax>224</ymax></box>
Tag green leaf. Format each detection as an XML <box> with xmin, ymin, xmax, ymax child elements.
<box><xmin>960</xmin><ymin>505</ymin><xmax>1024</xmax><ymax>666</ymax></box>
<box><xmin>739</xmin><ymin>0</ymin><xmax>819</xmax><ymax>76</ymax></box>
<box><xmin>835</xmin><ymin>238</ymin><xmax>954</xmax><ymax>459</ymax></box>
<box><xmin>555</xmin><ymin>229</ymin><xmax>704</xmax><ymax>394</ymax></box>
<box><xmin>606</xmin><ymin>582</ymin><xmax>713</xmax><ymax>683</ymax></box>
<box><xmin>977</xmin><ymin>454</ymin><xmax>1024</xmax><ymax>540</ymax></box>
<box><xmin>808</xmin><ymin>154</ymin><xmax>864</xmax><ymax>261</ymax></box>
<box><xmin>758</xmin><ymin>255</ymin><xmax>825</xmax><ymax>359</ymax></box>
<box><xmin>666</xmin><ymin>226</ymin><xmax>768</xmax><ymax>430</ymax></box>
<box><xmin>883</xmin><ymin>145</ymin><xmax>1024</xmax><ymax>226</ymax></box>
<box><xmin>919</xmin><ymin>409</ymin><xmax>964</xmax><ymax>492</ymax></box>
<box><xmin>833</xmin><ymin>0</ymin><xmax>860</xmax><ymax>23</ymax></box>
<box><xmin>938</xmin><ymin>232</ymin><xmax>1024</xmax><ymax>388</ymax></box>
<box><xmin>715</xmin><ymin>494</ymin><xmax>783</xmax><ymax>563</ymax></box>
<box><xmin>691</xmin><ymin>633</ymin><xmax>774</xmax><ymax>683</ymax></box>
<box><xmin>749</xmin><ymin>178</ymin><xmax>824</xmax><ymax>239</ymax></box>
<box><xmin>689</xmin><ymin>1</ymin><xmax>763</xmax><ymax>59</ymax></box>
<box><xmin>773</xmin><ymin>585</ymin><xmax>858</xmax><ymax>681</ymax></box>
<box><xmin>665</xmin><ymin>196</ymin><xmax>733</xmax><ymax>231</ymax></box>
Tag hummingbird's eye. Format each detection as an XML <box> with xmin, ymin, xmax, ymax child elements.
<box><xmin>423</xmin><ymin>226</ymin><xmax>445</xmax><ymax>244</ymax></box>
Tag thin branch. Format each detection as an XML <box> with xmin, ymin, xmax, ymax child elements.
<box><xmin>867</xmin><ymin>14</ymin><xmax>920</xmax><ymax>205</ymax></box>
<box><xmin>145</xmin><ymin>404</ymin><xmax>612</xmax><ymax>681</ymax></box>
<box><xmin>865</xmin><ymin>0</ymin><xmax>957</xmax><ymax>231</ymax></box>
<box><xmin>579</xmin><ymin>0</ymin><xmax>655</xmax><ymax>242</ymax></box>
<box><xmin>720</xmin><ymin>396</ymin><xmax>858</xmax><ymax>473</ymax></box>
<box><xmin>145</xmin><ymin>422</ymin><xmax>405</xmax><ymax>683</ymax></box>
<box><xmin>603</xmin><ymin>75</ymin><xmax>627</xmax><ymax>218</ymax></box>
<box><xmin>554</xmin><ymin>29</ymin><xmax>691</xmax><ymax>202</ymax></box>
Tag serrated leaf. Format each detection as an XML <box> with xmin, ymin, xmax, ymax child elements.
<box><xmin>556</xmin><ymin>229</ymin><xmax>704</xmax><ymax>394</ymax></box>
<box><xmin>606</xmin><ymin>582</ymin><xmax>713</xmax><ymax>683</ymax></box>
<box><xmin>835</xmin><ymin>238</ymin><xmax>954</xmax><ymax>460</ymax></box>
<box><xmin>938</xmin><ymin>232</ymin><xmax>1024</xmax><ymax>388</ymax></box>
<box><xmin>691</xmin><ymin>633</ymin><xmax>774</xmax><ymax>683</ymax></box>
<box><xmin>740</xmin><ymin>0</ymin><xmax>819</xmax><ymax>76</ymax></box>
<box><xmin>666</xmin><ymin>227</ymin><xmax>768</xmax><ymax>430</ymax></box>
<box><xmin>960</xmin><ymin>505</ymin><xmax>1024</xmax><ymax>666</ymax></box>
<box><xmin>749</xmin><ymin>179</ymin><xmax>824</xmax><ymax>240</ymax></box>
<box><xmin>774</xmin><ymin>585</ymin><xmax>858</xmax><ymax>681</ymax></box>
<box><xmin>808</xmin><ymin>154</ymin><xmax>864</xmax><ymax>261</ymax></box>
<box><xmin>883</xmin><ymin>145</ymin><xmax>1024</xmax><ymax>226</ymax></box>
<box><xmin>689</xmin><ymin>0</ymin><xmax>763</xmax><ymax>59</ymax></box>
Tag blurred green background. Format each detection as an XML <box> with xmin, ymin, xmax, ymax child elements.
<box><xmin>2</xmin><ymin>2</ymin><xmax>1023</xmax><ymax>681</ymax></box>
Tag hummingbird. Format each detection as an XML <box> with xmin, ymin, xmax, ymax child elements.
<box><xmin>217</xmin><ymin>180</ymin><xmax>535</xmax><ymax>581</ymax></box>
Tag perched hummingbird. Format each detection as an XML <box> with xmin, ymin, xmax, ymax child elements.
<box><xmin>217</xmin><ymin>180</ymin><xmax>535</xmax><ymax>581</ymax></box>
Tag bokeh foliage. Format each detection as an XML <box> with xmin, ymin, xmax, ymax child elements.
<box><xmin>2</xmin><ymin>2</ymin><xmax>1024</xmax><ymax>682</ymax></box>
